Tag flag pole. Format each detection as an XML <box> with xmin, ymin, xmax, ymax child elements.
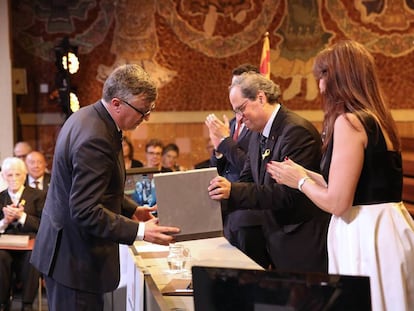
<box><xmin>260</xmin><ymin>32</ymin><xmax>270</xmax><ymax>79</ymax></box>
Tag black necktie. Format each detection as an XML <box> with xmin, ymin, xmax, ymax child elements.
<box><xmin>33</xmin><ymin>180</ymin><xmax>40</xmax><ymax>189</ymax></box>
<box><xmin>260</xmin><ymin>134</ymin><xmax>267</xmax><ymax>155</ymax></box>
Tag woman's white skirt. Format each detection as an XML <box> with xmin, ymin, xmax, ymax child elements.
<box><xmin>328</xmin><ymin>202</ymin><xmax>414</xmax><ymax>311</ymax></box>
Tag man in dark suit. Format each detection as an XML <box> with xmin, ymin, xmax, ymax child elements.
<box><xmin>208</xmin><ymin>72</ymin><xmax>330</xmax><ymax>273</ymax></box>
<box><xmin>0</xmin><ymin>157</ymin><xmax>46</xmax><ymax>311</ymax></box>
<box><xmin>206</xmin><ymin>64</ymin><xmax>270</xmax><ymax>269</ymax></box>
<box><xmin>24</xmin><ymin>151</ymin><xmax>51</xmax><ymax>192</ymax></box>
<box><xmin>30</xmin><ymin>64</ymin><xmax>180</xmax><ymax>311</ymax></box>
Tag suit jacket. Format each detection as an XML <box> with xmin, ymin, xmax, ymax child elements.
<box><xmin>0</xmin><ymin>186</ymin><xmax>46</xmax><ymax>237</ymax></box>
<box><xmin>30</xmin><ymin>101</ymin><xmax>139</xmax><ymax>293</ymax></box>
<box><xmin>25</xmin><ymin>172</ymin><xmax>51</xmax><ymax>192</ymax></box>
<box><xmin>228</xmin><ymin>106</ymin><xmax>330</xmax><ymax>272</ymax></box>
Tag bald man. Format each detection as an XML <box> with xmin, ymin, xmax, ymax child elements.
<box><xmin>25</xmin><ymin>151</ymin><xmax>51</xmax><ymax>192</ymax></box>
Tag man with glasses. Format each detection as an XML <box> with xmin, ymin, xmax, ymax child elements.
<box><xmin>208</xmin><ymin>71</ymin><xmax>330</xmax><ymax>273</ymax></box>
<box><xmin>144</xmin><ymin>138</ymin><xmax>172</xmax><ymax>172</ymax></box>
<box><xmin>205</xmin><ymin>64</ymin><xmax>271</xmax><ymax>269</ymax></box>
<box><xmin>30</xmin><ymin>64</ymin><xmax>180</xmax><ymax>311</ymax></box>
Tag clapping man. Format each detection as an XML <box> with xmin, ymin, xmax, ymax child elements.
<box><xmin>205</xmin><ymin>64</ymin><xmax>271</xmax><ymax>268</ymax></box>
<box><xmin>208</xmin><ymin>72</ymin><xmax>330</xmax><ymax>273</ymax></box>
<box><xmin>0</xmin><ymin>157</ymin><xmax>45</xmax><ymax>311</ymax></box>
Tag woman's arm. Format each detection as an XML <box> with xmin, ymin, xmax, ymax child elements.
<box><xmin>267</xmin><ymin>113</ymin><xmax>367</xmax><ymax>216</ymax></box>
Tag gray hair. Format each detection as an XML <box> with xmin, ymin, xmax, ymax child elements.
<box><xmin>1</xmin><ymin>157</ymin><xmax>27</xmax><ymax>175</ymax></box>
<box><xmin>102</xmin><ymin>64</ymin><xmax>157</xmax><ymax>104</ymax></box>
<box><xmin>230</xmin><ymin>72</ymin><xmax>281</xmax><ymax>104</ymax></box>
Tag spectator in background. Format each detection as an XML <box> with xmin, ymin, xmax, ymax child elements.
<box><xmin>162</xmin><ymin>143</ymin><xmax>184</xmax><ymax>171</ymax></box>
<box><xmin>145</xmin><ymin>139</ymin><xmax>171</xmax><ymax>172</ymax></box>
<box><xmin>13</xmin><ymin>142</ymin><xmax>33</xmax><ymax>162</ymax></box>
<box><xmin>0</xmin><ymin>157</ymin><xmax>45</xmax><ymax>311</ymax></box>
<box><xmin>25</xmin><ymin>150</ymin><xmax>51</xmax><ymax>192</ymax></box>
<box><xmin>194</xmin><ymin>138</ymin><xmax>214</xmax><ymax>169</ymax></box>
<box><xmin>122</xmin><ymin>136</ymin><xmax>143</xmax><ymax>169</ymax></box>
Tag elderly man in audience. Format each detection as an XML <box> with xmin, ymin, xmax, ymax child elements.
<box><xmin>0</xmin><ymin>157</ymin><xmax>46</xmax><ymax>311</ymax></box>
<box><xmin>25</xmin><ymin>151</ymin><xmax>51</xmax><ymax>192</ymax></box>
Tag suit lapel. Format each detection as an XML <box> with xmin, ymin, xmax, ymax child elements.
<box><xmin>258</xmin><ymin>107</ymin><xmax>287</xmax><ymax>183</ymax></box>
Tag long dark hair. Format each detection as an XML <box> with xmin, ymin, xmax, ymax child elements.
<box><xmin>313</xmin><ymin>40</ymin><xmax>400</xmax><ymax>152</ymax></box>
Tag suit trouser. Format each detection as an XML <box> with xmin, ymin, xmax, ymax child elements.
<box><xmin>44</xmin><ymin>275</ymin><xmax>104</xmax><ymax>311</ymax></box>
<box><xmin>266</xmin><ymin>217</ymin><xmax>329</xmax><ymax>273</ymax></box>
<box><xmin>0</xmin><ymin>249</ymin><xmax>40</xmax><ymax>304</ymax></box>
<box><xmin>224</xmin><ymin>209</ymin><xmax>272</xmax><ymax>269</ymax></box>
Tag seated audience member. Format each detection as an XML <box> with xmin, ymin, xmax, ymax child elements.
<box><xmin>162</xmin><ymin>143</ymin><xmax>184</xmax><ymax>171</ymax></box>
<box><xmin>0</xmin><ymin>157</ymin><xmax>46</xmax><ymax>311</ymax></box>
<box><xmin>145</xmin><ymin>139</ymin><xmax>171</xmax><ymax>172</ymax></box>
<box><xmin>194</xmin><ymin>138</ymin><xmax>215</xmax><ymax>169</ymax></box>
<box><xmin>13</xmin><ymin>142</ymin><xmax>33</xmax><ymax>162</ymax></box>
<box><xmin>25</xmin><ymin>151</ymin><xmax>51</xmax><ymax>192</ymax></box>
<box><xmin>122</xmin><ymin>136</ymin><xmax>143</xmax><ymax>169</ymax></box>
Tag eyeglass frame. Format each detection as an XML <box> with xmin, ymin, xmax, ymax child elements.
<box><xmin>233</xmin><ymin>98</ymin><xmax>250</xmax><ymax>115</ymax></box>
<box><xmin>119</xmin><ymin>98</ymin><xmax>155</xmax><ymax>118</ymax></box>
<box><xmin>146</xmin><ymin>151</ymin><xmax>162</xmax><ymax>156</ymax></box>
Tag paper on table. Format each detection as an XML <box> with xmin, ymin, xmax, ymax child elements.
<box><xmin>161</xmin><ymin>278</ymin><xmax>193</xmax><ymax>296</ymax></box>
<box><xmin>0</xmin><ymin>234</ymin><xmax>29</xmax><ymax>247</ymax></box>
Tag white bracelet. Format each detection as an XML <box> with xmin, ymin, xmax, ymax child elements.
<box><xmin>298</xmin><ymin>176</ymin><xmax>311</xmax><ymax>192</ymax></box>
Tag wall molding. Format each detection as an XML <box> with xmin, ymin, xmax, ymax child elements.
<box><xmin>19</xmin><ymin>109</ymin><xmax>414</xmax><ymax>126</ymax></box>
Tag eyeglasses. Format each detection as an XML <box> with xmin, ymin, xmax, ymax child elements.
<box><xmin>119</xmin><ymin>99</ymin><xmax>155</xmax><ymax>118</ymax></box>
<box><xmin>233</xmin><ymin>99</ymin><xmax>250</xmax><ymax>115</ymax></box>
<box><xmin>146</xmin><ymin>151</ymin><xmax>162</xmax><ymax>156</ymax></box>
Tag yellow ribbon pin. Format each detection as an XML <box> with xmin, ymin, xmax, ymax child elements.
<box><xmin>262</xmin><ymin>149</ymin><xmax>271</xmax><ymax>160</ymax></box>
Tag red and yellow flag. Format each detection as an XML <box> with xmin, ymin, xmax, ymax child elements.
<box><xmin>260</xmin><ymin>32</ymin><xmax>270</xmax><ymax>79</ymax></box>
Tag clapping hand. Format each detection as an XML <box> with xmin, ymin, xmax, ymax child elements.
<box><xmin>205</xmin><ymin>114</ymin><xmax>230</xmax><ymax>149</ymax></box>
<box><xmin>2</xmin><ymin>204</ymin><xmax>24</xmax><ymax>223</ymax></box>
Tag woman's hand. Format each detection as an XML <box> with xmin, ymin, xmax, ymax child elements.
<box><xmin>266</xmin><ymin>158</ymin><xmax>308</xmax><ymax>189</ymax></box>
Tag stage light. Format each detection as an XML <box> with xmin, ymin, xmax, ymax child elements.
<box><xmin>54</xmin><ymin>36</ymin><xmax>79</xmax><ymax>118</ymax></box>
<box><xmin>70</xmin><ymin>92</ymin><xmax>80</xmax><ymax>112</ymax></box>
<box><xmin>62</xmin><ymin>52</ymin><xmax>79</xmax><ymax>74</ymax></box>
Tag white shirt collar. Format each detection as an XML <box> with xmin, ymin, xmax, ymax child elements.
<box><xmin>8</xmin><ymin>185</ymin><xmax>25</xmax><ymax>205</ymax></box>
<box><xmin>28</xmin><ymin>175</ymin><xmax>44</xmax><ymax>190</ymax></box>
<box><xmin>262</xmin><ymin>104</ymin><xmax>281</xmax><ymax>138</ymax></box>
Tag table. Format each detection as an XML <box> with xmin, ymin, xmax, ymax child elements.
<box><xmin>126</xmin><ymin>237</ymin><xmax>264</xmax><ymax>311</ymax></box>
<box><xmin>0</xmin><ymin>237</ymin><xmax>42</xmax><ymax>311</ymax></box>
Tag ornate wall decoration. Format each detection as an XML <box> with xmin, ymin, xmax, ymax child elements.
<box><xmin>326</xmin><ymin>0</ymin><xmax>414</xmax><ymax>57</ymax></box>
<box><xmin>157</xmin><ymin>0</ymin><xmax>281</xmax><ymax>58</ymax></box>
<box><xmin>96</xmin><ymin>0</ymin><xmax>176</xmax><ymax>88</ymax></box>
<box><xmin>270</xmin><ymin>0</ymin><xmax>333</xmax><ymax>101</ymax></box>
<box><xmin>356</xmin><ymin>0</ymin><xmax>414</xmax><ymax>31</ymax></box>
<box><xmin>13</xmin><ymin>0</ymin><xmax>115</xmax><ymax>60</ymax></box>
